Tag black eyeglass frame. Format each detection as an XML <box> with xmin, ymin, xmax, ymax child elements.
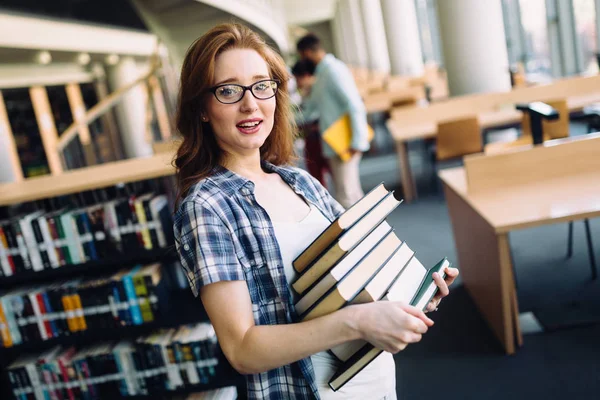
<box><xmin>208</xmin><ymin>79</ymin><xmax>281</xmax><ymax>104</ymax></box>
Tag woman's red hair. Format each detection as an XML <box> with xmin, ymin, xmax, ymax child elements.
<box><xmin>174</xmin><ymin>23</ymin><xmax>296</xmax><ymax>206</ymax></box>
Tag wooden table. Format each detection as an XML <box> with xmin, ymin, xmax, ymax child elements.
<box><xmin>387</xmin><ymin>108</ymin><xmax>524</xmax><ymax>203</ymax></box>
<box><xmin>438</xmin><ymin>133</ymin><xmax>600</xmax><ymax>354</ymax></box>
<box><xmin>387</xmin><ymin>92</ymin><xmax>600</xmax><ymax>203</ymax></box>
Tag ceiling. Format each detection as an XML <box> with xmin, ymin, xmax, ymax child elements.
<box><xmin>283</xmin><ymin>0</ymin><xmax>338</xmax><ymax>26</ymax></box>
<box><xmin>0</xmin><ymin>0</ymin><xmax>148</xmax><ymax>30</ymax></box>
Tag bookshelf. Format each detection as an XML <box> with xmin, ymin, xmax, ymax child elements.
<box><xmin>0</xmin><ymin>162</ymin><xmax>243</xmax><ymax>400</ymax></box>
<box><xmin>0</xmin><ymin>151</ymin><xmax>176</xmax><ymax>207</ymax></box>
<box><xmin>0</xmin><ymin>247</ymin><xmax>176</xmax><ymax>289</ymax></box>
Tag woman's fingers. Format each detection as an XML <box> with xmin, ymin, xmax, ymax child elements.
<box><xmin>432</xmin><ymin>272</ymin><xmax>450</xmax><ymax>297</ymax></box>
<box><xmin>399</xmin><ymin>303</ymin><xmax>434</xmax><ymax>326</ymax></box>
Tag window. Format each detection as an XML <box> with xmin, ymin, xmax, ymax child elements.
<box><xmin>573</xmin><ymin>0</ymin><xmax>598</xmax><ymax>74</ymax></box>
<box><xmin>519</xmin><ymin>0</ymin><xmax>553</xmax><ymax>80</ymax></box>
<box><xmin>414</xmin><ymin>0</ymin><xmax>443</xmax><ymax>65</ymax></box>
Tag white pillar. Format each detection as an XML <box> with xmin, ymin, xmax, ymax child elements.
<box><xmin>341</xmin><ymin>0</ymin><xmax>369</xmax><ymax>68</ymax></box>
<box><xmin>107</xmin><ymin>56</ymin><xmax>153</xmax><ymax>159</ymax></box>
<box><xmin>336</xmin><ymin>2</ymin><xmax>356</xmax><ymax>65</ymax></box>
<box><xmin>360</xmin><ymin>0</ymin><xmax>391</xmax><ymax>74</ymax></box>
<box><xmin>331</xmin><ymin>11</ymin><xmax>348</xmax><ymax>63</ymax></box>
<box><xmin>436</xmin><ymin>0</ymin><xmax>511</xmax><ymax>96</ymax></box>
<box><xmin>380</xmin><ymin>0</ymin><xmax>424</xmax><ymax>76</ymax></box>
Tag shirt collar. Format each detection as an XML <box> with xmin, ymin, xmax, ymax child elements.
<box><xmin>206</xmin><ymin>161</ymin><xmax>299</xmax><ymax>196</ymax></box>
<box><xmin>315</xmin><ymin>53</ymin><xmax>335</xmax><ymax>75</ymax></box>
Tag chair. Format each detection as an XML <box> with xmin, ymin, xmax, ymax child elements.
<box><xmin>436</xmin><ymin>116</ymin><xmax>483</xmax><ymax>161</ymax></box>
<box><xmin>521</xmin><ymin>99</ymin><xmax>569</xmax><ymax>140</ymax></box>
<box><xmin>427</xmin><ymin>116</ymin><xmax>483</xmax><ymax>191</ymax></box>
<box><xmin>483</xmin><ymin>99</ymin><xmax>569</xmax><ymax>154</ymax></box>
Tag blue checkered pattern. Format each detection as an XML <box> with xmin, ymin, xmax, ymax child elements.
<box><xmin>173</xmin><ymin>161</ymin><xmax>345</xmax><ymax>399</ymax></box>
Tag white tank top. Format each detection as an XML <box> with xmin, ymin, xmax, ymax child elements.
<box><xmin>271</xmin><ymin>203</ymin><xmax>396</xmax><ymax>400</ymax></box>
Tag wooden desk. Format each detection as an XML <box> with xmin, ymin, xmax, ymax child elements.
<box><xmin>387</xmin><ymin>92</ymin><xmax>600</xmax><ymax>203</ymax></box>
<box><xmin>387</xmin><ymin>108</ymin><xmax>523</xmax><ymax>202</ymax></box>
<box><xmin>364</xmin><ymin>86</ymin><xmax>425</xmax><ymax>114</ymax></box>
<box><xmin>438</xmin><ymin>134</ymin><xmax>600</xmax><ymax>354</ymax></box>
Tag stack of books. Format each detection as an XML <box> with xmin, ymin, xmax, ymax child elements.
<box><xmin>0</xmin><ymin>193</ymin><xmax>172</xmax><ymax>278</ymax></box>
<box><xmin>0</xmin><ymin>263</ymin><xmax>165</xmax><ymax>348</ymax></box>
<box><xmin>5</xmin><ymin>323</ymin><xmax>221</xmax><ymax>399</ymax></box>
<box><xmin>290</xmin><ymin>183</ymin><xmax>451</xmax><ymax>391</ymax></box>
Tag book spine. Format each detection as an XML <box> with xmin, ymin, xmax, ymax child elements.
<box><xmin>133</xmin><ymin>275</ymin><xmax>153</xmax><ymax>323</ymax></box>
<box><xmin>31</xmin><ymin>218</ymin><xmax>51</xmax><ymax>270</ymax></box>
<box><xmin>0</xmin><ymin>301</ymin><xmax>12</xmax><ymax>347</ymax></box>
<box><xmin>38</xmin><ymin>217</ymin><xmax>59</xmax><ymax>269</ymax></box>
<box><xmin>74</xmin><ymin>214</ymin><xmax>94</xmax><ymax>263</ymax></box>
<box><xmin>0</xmin><ymin>225</ymin><xmax>15</xmax><ymax>276</ymax></box>
<box><xmin>60</xmin><ymin>214</ymin><xmax>82</xmax><ymax>265</ymax></box>
<box><xmin>25</xmin><ymin>362</ymin><xmax>44</xmax><ymax>400</ymax></box>
<box><xmin>142</xmin><ymin>199</ymin><xmax>160</xmax><ymax>249</ymax></box>
<box><xmin>20</xmin><ymin>218</ymin><xmax>43</xmax><ymax>272</ymax></box>
<box><xmin>61</xmin><ymin>290</ymin><xmax>78</xmax><ymax>334</ymax></box>
<box><xmin>46</xmin><ymin>216</ymin><xmax>65</xmax><ymax>267</ymax></box>
<box><xmin>128</xmin><ymin>197</ymin><xmax>145</xmax><ymax>248</ymax></box>
<box><xmin>3</xmin><ymin>224</ymin><xmax>22</xmax><ymax>275</ymax></box>
<box><xmin>81</xmin><ymin>212</ymin><xmax>99</xmax><ymax>260</ymax></box>
<box><xmin>36</xmin><ymin>292</ymin><xmax>54</xmax><ymax>339</ymax></box>
<box><xmin>2</xmin><ymin>296</ymin><xmax>22</xmax><ymax>345</ymax></box>
<box><xmin>122</xmin><ymin>274</ymin><xmax>143</xmax><ymax>326</ymax></box>
<box><xmin>134</xmin><ymin>201</ymin><xmax>152</xmax><ymax>250</ymax></box>
<box><xmin>13</xmin><ymin>222</ymin><xmax>33</xmax><ymax>272</ymax></box>
<box><xmin>53</xmin><ymin>216</ymin><xmax>72</xmax><ymax>266</ymax></box>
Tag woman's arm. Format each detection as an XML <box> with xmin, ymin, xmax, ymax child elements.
<box><xmin>201</xmin><ymin>280</ymin><xmax>433</xmax><ymax>375</ymax></box>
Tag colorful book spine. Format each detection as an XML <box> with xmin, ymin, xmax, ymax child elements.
<box><xmin>123</xmin><ymin>267</ymin><xmax>143</xmax><ymax>325</ymax></box>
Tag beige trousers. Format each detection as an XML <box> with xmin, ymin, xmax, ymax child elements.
<box><xmin>327</xmin><ymin>153</ymin><xmax>365</xmax><ymax>209</ymax></box>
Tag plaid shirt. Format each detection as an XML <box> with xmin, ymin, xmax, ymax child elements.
<box><xmin>173</xmin><ymin>161</ymin><xmax>345</xmax><ymax>399</ymax></box>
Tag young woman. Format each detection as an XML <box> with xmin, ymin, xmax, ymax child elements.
<box><xmin>173</xmin><ymin>23</ymin><xmax>459</xmax><ymax>400</ymax></box>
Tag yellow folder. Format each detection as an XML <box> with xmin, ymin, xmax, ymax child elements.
<box><xmin>322</xmin><ymin>114</ymin><xmax>374</xmax><ymax>162</ymax></box>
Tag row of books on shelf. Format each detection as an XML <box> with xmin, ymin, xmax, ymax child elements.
<box><xmin>6</xmin><ymin>322</ymin><xmax>223</xmax><ymax>400</ymax></box>
<box><xmin>0</xmin><ymin>263</ymin><xmax>165</xmax><ymax>348</ymax></box>
<box><xmin>289</xmin><ymin>183</ymin><xmax>452</xmax><ymax>391</ymax></box>
<box><xmin>0</xmin><ymin>193</ymin><xmax>173</xmax><ymax>278</ymax></box>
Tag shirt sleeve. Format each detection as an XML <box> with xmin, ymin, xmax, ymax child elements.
<box><xmin>329</xmin><ymin>67</ymin><xmax>370</xmax><ymax>152</ymax></box>
<box><xmin>173</xmin><ymin>200</ymin><xmax>245</xmax><ymax>297</ymax></box>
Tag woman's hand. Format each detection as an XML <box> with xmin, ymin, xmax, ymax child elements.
<box><xmin>425</xmin><ymin>267</ymin><xmax>460</xmax><ymax>313</ymax></box>
<box><xmin>350</xmin><ymin>301</ymin><xmax>434</xmax><ymax>353</ymax></box>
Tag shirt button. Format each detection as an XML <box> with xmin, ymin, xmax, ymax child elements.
<box><xmin>183</xmin><ymin>244</ymin><xmax>190</xmax><ymax>251</ymax></box>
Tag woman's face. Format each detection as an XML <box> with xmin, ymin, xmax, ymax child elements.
<box><xmin>205</xmin><ymin>48</ymin><xmax>276</xmax><ymax>158</ymax></box>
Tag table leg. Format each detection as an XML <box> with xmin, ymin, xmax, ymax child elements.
<box><xmin>443</xmin><ymin>184</ymin><xmax>520</xmax><ymax>354</ymax></box>
<box><xmin>395</xmin><ymin>139</ymin><xmax>417</xmax><ymax>203</ymax></box>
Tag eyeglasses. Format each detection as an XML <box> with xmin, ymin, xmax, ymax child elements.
<box><xmin>208</xmin><ymin>79</ymin><xmax>280</xmax><ymax>104</ymax></box>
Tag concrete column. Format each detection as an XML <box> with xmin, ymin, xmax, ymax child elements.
<box><xmin>380</xmin><ymin>0</ymin><xmax>424</xmax><ymax>76</ymax></box>
<box><xmin>342</xmin><ymin>0</ymin><xmax>369</xmax><ymax>68</ymax></box>
<box><xmin>331</xmin><ymin>11</ymin><xmax>348</xmax><ymax>63</ymax></box>
<box><xmin>106</xmin><ymin>56</ymin><xmax>153</xmax><ymax>159</ymax></box>
<box><xmin>336</xmin><ymin>2</ymin><xmax>356</xmax><ymax>65</ymax></box>
<box><xmin>436</xmin><ymin>0</ymin><xmax>511</xmax><ymax>96</ymax></box>
<box><xmin>360</xmin><ymin>0</ymin><xmax>391</xmax><ymax>74</ymax></box>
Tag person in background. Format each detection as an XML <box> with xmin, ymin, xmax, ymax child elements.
<box><xmin>296</xmin><ymin>33</ymin><xmax>369</xmax><ymax>209</ymax></box>
<box><xmin>173</xmin><ymin>23</ymin><xmax>459</xmax><ymax>399</ymax></box>
<box><xmin>292</xmin><ymin>59</ymin><xmax>330</xmax><ymax>187</ymax></box>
